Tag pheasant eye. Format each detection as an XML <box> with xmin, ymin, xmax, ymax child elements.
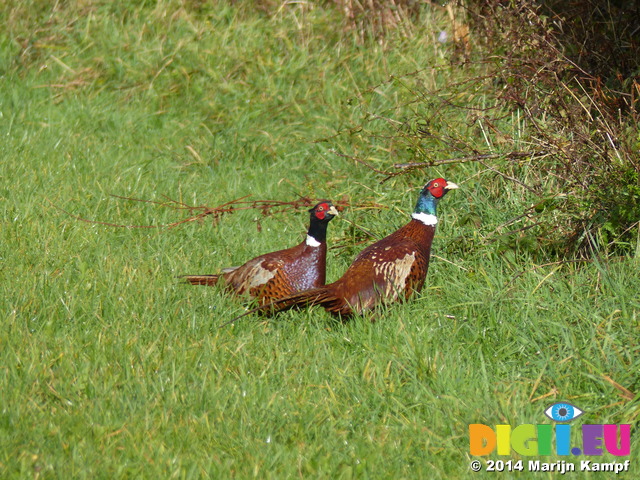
<box><xmin>544</xmin><ymin>402</ymin><xmax>584</xmax><ymax>422</ymax></box>
<box><xmin>318</xmin><ymin>206</ymin><xmax>324</xmax><ymax>211</ymax></box>
<box><xmin>432</xmin><ymin>182</ymin><xmax>439</xmax><ymax>188</ymax></box>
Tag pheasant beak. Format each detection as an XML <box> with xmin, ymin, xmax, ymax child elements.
<box><xmin>328</xmin><ymin>205</ymin><xmax>339</xmax><ymax>216</ymax></box>
<box><xmin>444</xmin><ymin>181</ymin><xmax>459</xmax><ymax>190</ymax></box>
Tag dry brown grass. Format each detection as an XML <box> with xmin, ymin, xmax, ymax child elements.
<box><xmin>329</xmin><ymin>0</ymin><xmax>422</xmax><ymax>39</ymax></box>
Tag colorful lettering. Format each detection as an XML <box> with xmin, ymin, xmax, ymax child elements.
<box><xmin>582</xmin><ymin>424</ymin><xmax>604</xmax><ymax>455</ymax></box>
<box><xmin>469</xmin><ymin>424</ymin><xmax>496</xmax><ymax>456</ymax></box>
<box><xmin>603</xmin><ymin>424</ymin><xmax>630</xmax><ymax>456</ymax></box>
<box><xmin>469</xmin><ymin>423</ymin><xmax>631</xmax><ymax>457</ymax></box>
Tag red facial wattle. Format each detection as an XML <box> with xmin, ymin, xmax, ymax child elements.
<box><xmin>315</xmin><ymin>203</ymin><xmax>330</xmax><ymax>220</ymax></box>
<box><xmin>427</xmin><ymin>178</ymin><xmax>448</xmax><ymax>198</ymax></box>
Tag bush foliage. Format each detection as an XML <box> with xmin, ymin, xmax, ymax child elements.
<box><xmin>330</xmin><ymin>0</ymin><xmax>640</xmax><ymax>257</ymax></box>
<box><xmin>468</xmin><ymin>0</ymin><xmax>640</xmax><ymax>256</ymax></box>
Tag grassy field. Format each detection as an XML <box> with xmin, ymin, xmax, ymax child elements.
<box><xmin>1</xmin><ymin>1</ymin><xmax>638</xmax><ymax>478</ymax></box>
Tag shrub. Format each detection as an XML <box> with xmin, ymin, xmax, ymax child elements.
<box><xmin>330</xmin><ymin>0</ymin><xmax>640</xmax><ymax>257</ymax></box>
<box><xmin>466</xmin><ymin>0</ymin><xmax>640</xmax><ymax>256</ymax></box>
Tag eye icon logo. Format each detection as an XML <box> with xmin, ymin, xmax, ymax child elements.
<box><xmin>544</xmin><ymin>402</ymin><xmax>584</xmax><ymax>422</ymax></box>
<box><xmin>470</xmin><ymin>402</ymin><xmax>631</xmax><ymax>457</ymax></box>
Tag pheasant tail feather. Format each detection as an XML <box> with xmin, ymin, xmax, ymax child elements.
<box><xmin>183</xmin><ymin>274</ymin><xmax>222</xmax><ymax>286</ymax></box>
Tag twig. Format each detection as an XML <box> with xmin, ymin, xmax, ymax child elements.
<box><xmin>487</xmin><ymin>194</ymin><xmax>567</xmax><ymax>237</ymax></box>
<box><xmin>46</xmin><ymin>196</ymin><xmax>243</xmax><ymax>229</ymax></box>
<box><xmin>479</xmin><ymin>161</ymin><xmax>540</xmax><ymax>195</ymax></box>
<box><xmin>393</xmin><ymin>151</ymin><xmax>537</xmax><ymax>170</ymax></box>
<box><xmin>49</xmin><ymin>194</ymin><xmax>385</xmax><ymax>231</ymax></box>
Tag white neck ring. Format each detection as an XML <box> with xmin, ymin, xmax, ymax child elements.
<box><xmin>306</xmin><ymin>235</ymin><xmax>321</xmax><ymax>247</ymax></box>
<box><xmin>412</xmin><ymin>212</ymin><xmax>438</xmax><ymax>226</ymax></box>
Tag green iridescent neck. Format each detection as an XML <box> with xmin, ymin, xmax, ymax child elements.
<box><xmin>414</xmin><ymin>191</ymin><xmax>438</xmax><ymax>216</ymax></box>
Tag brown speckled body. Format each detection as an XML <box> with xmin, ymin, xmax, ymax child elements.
<box><xmin>183</xmin><ymin>201</ymin><xmax>337</xmax><ymax>306</ymax></box>
<box><xmin>269</xmin><ymin>219</ymin><xmax>435</xmax><ymax>316</ymax></box>
<box><xmin>223</xmin><ymin>240</ymin><xmax>328</xmax><ymax>305</ymax></box>
<box><xmin>240</xmin><ymin>177</ymin><xmax>458</xmax><ymax>320</ymax></box>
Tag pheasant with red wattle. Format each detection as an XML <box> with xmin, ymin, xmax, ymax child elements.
<box><xmin>183</xmin><ymin>201</ymin><xmax>339</xmax><ymax>306</ymax></box>
<box><xmin>236</xmin><ymin>179</ymin><xmax>457</xmax><ymax>318</ymax></box>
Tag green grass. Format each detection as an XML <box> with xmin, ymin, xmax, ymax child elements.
<box><xmin>1</xmin><ymin>1</ymin><xmax>639</xmax><ymax>478</ymax></box>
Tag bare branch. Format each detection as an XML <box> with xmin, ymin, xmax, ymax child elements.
<box><xmin>49</xmin><ymin>194</ymin><xmax>385</xmax><ymax>231</ymax></box>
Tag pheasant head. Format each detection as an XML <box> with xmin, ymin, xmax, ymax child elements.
<box><xmin>306</xmin><ymin>201</ymin><xmax>339</xmax><ymax>246</ymax></box>
<box><xmin>412</xmin><ymin>178</ymin><xmax>458</xmax><ymax>226</ymax></box>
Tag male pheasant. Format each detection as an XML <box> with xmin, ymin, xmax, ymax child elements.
<box><xmin>183</xmin><ymin>201</ymin><xmax>339</xmax><ymax>305</ymax></box>
<box><xmin>238</xmin><ymin>178</ymin><xmax>457</xmax><ymax>318</ymax></box>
